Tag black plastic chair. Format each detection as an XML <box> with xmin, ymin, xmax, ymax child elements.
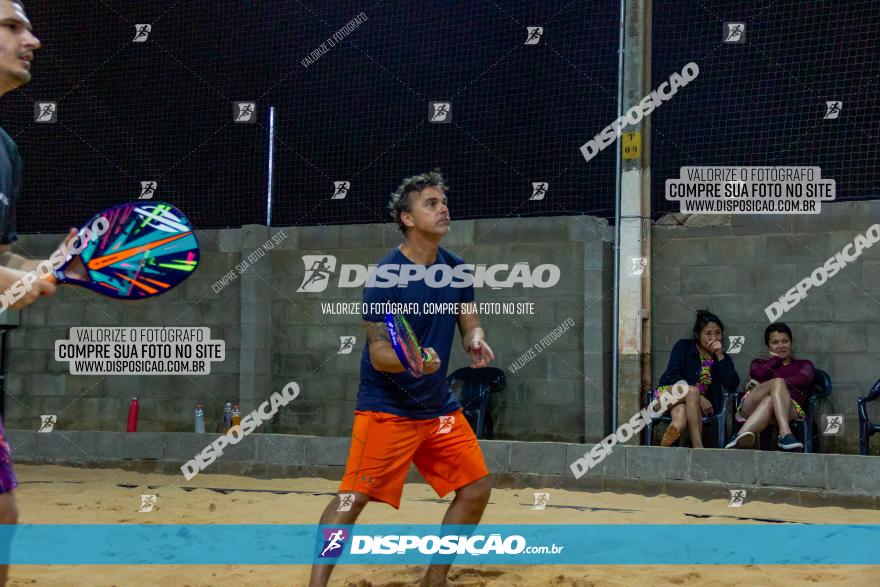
<box><xmin>857</xmin><ymin>378</ymin><xmax>880</xmax><ymax>455</ymax></box>
<box><xmin>446</xmin><ymin>367</ymin><xmax>505</xmax><ymax>439</ymax></box>
<box><xmin>642</xmin><ymin>386</ymin><xmax>732</xmax><ymax>448</ymax></box>
<box><xmin>730</xmin><ymin>368</ymin><xmax>831</xmax><ymax>453</ymax></box>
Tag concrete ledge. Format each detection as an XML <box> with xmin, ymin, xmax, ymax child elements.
<box><xmin>510</xmin><ymin>441</ymin><xmax>566</xmax><ymax>475</ymax></box>
<box><xmin>122</xmin><ymin>432</ymin><xmax>164</xmax><ymax>460</ymax></box>
<box><xmin>8</xmin><ymin>430</ymin><xmax>880</xmax><ymax>507</ymax></box>
<box><xmin>690</xmin><ymin>448</ymin><xmax>756</xmax><ymax>484</ymax></box>
<box><xmin>478</xmin><ymin>440</ymin><xmax>511</xmax><ymax>473</ymax></box>
<box><xmin>626</xmin><ymin>446</ymin><xmax>689</xmax><ymax>481</ymax></box>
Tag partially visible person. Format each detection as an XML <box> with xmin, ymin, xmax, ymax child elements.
<box><xmin>652</xmin><ymin>309</ymin><xmax>740</xmax><ymax>448</ymax></box>
<box><xmin>1</xmin><ymin>3</ymin><xmax>82</xmax><ymax>585</ymax></box>
<box><xmin>725</xmin><ymin>322</ymin><xmax>814</xmax><ymax>451</ymax></box>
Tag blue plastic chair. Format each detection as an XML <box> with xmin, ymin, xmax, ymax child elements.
<box><xmin>642</xmin><ymin>386</ymin><xmax>732</xmax><ymax>448</ymax></box>
<box><xmin>857</xmin><ymin>378</ymin><xmax>880</xmax><ymax>455</ymax></box>
<box><xmin>730</xmin><ymin>368</ymin><xmax>831</xmax><ymax>453</ymax></box>
<box><xmin>446</xmin><ymin>367</ymin><xmax>505</xmax><ymax>439</ymax></box>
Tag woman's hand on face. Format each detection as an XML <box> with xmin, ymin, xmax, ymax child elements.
<box><xmin>709</xmin><ymin>340</ymin><xmax>724</xmax><ymax>359</ymax></box>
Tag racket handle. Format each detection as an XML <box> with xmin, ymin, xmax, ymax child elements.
<box><xmin>421</xmin><ymin>350</ymin><xmax>432</xmax><ymax>363</ymax></box>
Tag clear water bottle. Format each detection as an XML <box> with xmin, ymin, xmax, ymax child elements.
<box><xmin>222</xmin><ymin>402</ymin><xmax>233</xmax><ymax>433</ymax></box>
<box><xmin>194</xmin><ymin>404</ymin><xmax>205</xmax><ymax>433</ymax></box>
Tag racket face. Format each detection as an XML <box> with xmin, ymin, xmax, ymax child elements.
<box><xmin>385</xmin><ymin>312</ymin><xmax>425</xmax><ymax>376</ymax></box>
<box><xmin>57</xmin><ymin>201</ymin><xmax>200</xmax><ymax>300</ymax></box>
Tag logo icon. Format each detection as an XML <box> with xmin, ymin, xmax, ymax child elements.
<box><xmin>34</xmin><ymin>102</ymin><xmax>57</xmax><ymax>123</ymax></box>
<box><xmin>297</xmin><ymin>255</ymin><xmax>337</xmax><ymax>293</ymax></box>
<box><xmin>138</xmin><ymin>494</ymin><xmax>158</xmax><ymax>513</ymax></box>
<box><xmin>139</xmin><ymin>181</ymin><xmax>157</xmax><ymax>200</ymax></box>
<box><xmin>337</xmin><ymin>493</ymin><xmax>355</xmax><ymax>512</ymax></box>
<box><xmin>429</xmin><ymin>102</ymin><xmax>451</xmax><ymax>123</ymax></box>
<box><xmin>531</xmin><ymin>492</ymin><xmax>550</xmax><ymax>510</ymax></box>
<box><xmin>133</xmin><ymin>24</ymin><xmax>151</xmax><ymax>42</ymax></box>
<box><xmin>824</xmin><ymin>101</ymin><xmax>842</xmax><ymax>120</ymax></box>
<box><xmin>234</xmin><ymin>102</ymin><xmax>256</xmax><ymax>123</ymax></box>
<box><xmin>723</xmin><ymin>22</ymin><xmax>745</xmax><ymax>43</ymax></box>
<box><xmin>319</xmin><ymin>528</ymin><xmax>348</xmax><ymax>558</ymax></box>
<box><xmin>728</xmin><ymin>489</ymin><xmax>746</xmax><ymax>508</ymax></box>
<box><xmin>727</xmin><ymin>335</ymin><xmax>745</xmax><ymax>354</ymax></box>
<box><xmin>525</xmin><ymin>27</ymin><xmax>543</xmax><ymax>45</ymax></box>
<box><xmin>823</xmin><ymin>414</ymin><xmax>843</xmax><ymax>435</ymax></box>
<box><xmin>38</xmin><ymin>415</ymin><xmax>57</xmax><ymax>433</ymax></box>
<box><xmin>530</xmin><ymin>182</ymin><xmax>548</xmax><ymax>201</ymax></box>
<box><xmin>337</xmin><ymin>336</ymin><xmax>356</xmax><ymax>354</ymax></box>
<box><xmin>133</xmin><ymin>204</ymin><xmax>189</xmax><ymax>233</ymax></box>
<box><xmin>331</xmin><ymin>181</ymin><xmax>350</xmax><ymax>200</ymax></box>
<box><xmin>629</xmin><ymin>257</ymin><xmax>647</xmax><ymax>276</ymax></box>
<box><xmin>437</xmin><ymin>415</ymin><xmax>455</xmax><ymax>434</ymax></box>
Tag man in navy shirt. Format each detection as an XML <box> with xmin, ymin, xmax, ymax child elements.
<box><xmin>310</xmin><ymin>171</ymin><xmax>495</xmax><ymax>587</ymax></box>
<box><xmin>0</xmin><ymin>4</ymin><xmax>84</xmax><ymax>584</ymax></box>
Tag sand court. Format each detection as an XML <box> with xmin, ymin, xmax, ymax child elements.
<box><xmin>5</xmin><ymin>465</ymin><xmax>877</xmax><ymax>586</ymax></box>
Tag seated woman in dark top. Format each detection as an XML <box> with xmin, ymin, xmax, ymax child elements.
<box><xmin>653</xmin><ymin>310</ymin><xmax>740</xmax><ymax>448</ymax></box>
<box><xmin>725</xmin><ymin>322</ymin><xmax>814</xmax><ymax>451</ymax></box>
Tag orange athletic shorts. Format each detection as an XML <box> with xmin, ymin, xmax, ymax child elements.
<box><xmin>338</xmin><ymin>409</ymin><xmax>489</xmax><ymax>509</ymax></box>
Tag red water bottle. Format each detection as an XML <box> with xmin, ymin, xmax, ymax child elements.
<box><xmin>127</xmin><ymin>397</ymin><xmax>139</xmax><ymax>432</ymax></box>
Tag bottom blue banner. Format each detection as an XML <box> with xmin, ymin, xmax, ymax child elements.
<box><xmin>0</xmin><ymin>524</ymin><xmax>877</xmax><ymax>565</ymax></box>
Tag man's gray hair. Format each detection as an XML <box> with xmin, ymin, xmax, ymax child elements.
<box><xmin>388</xmin><ymin>170</ymin><xmax>448</xmax><ymax>235</ymax></box>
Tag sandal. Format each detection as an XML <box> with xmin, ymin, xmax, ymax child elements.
<box><xmin>660</xmin><ymin>424</ymin><xmax>681</xmax><ymax>447</ymax></box>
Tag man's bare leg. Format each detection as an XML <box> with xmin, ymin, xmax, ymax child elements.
<box><xmin>308</xmin><ymin>491</ymin><xmax>371</xmax><ymax>587</ymax></box>
<box><xmin>420</xmin><ymin>476</ymin><xmax>492</xmax><ymax>587</ymax></box>
<box><xmin>0</xmin><ymin>491</ymin><xmax>19</xmax><ymax>586</ymax></box>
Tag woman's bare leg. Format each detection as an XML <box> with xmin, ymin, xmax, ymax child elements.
<box><xmin>684</xmin><ymin>386</ymin><xmax>704</xmax><ymax>448</ymax></box>
<box><xmin>740</xmin><ymin>379</ymin><xmax>777</xmax><ymax>414</ymax></box>
<box><xmin>768</xmin><ymin>378</ymin><xmax>794</xmax><ymax>436</ymax></box>
<box><xmin>737</xmin><ymin>395</ymin><xmax>773</xmax><ymax>436</ymax></box>
<box><xmin>669</xmin><ymin>403</ymin><xmax>686</xmax><ymax>433</ymax></box>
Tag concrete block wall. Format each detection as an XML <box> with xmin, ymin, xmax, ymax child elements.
<box><xmin>3</xmin><ymin>216</ymin><xmax>614</xmax><ymax>445</ymax></box>
<box><xmin>4</xmin><ymin>229</ymin><xmax>242</xmax><ymax>434</ymax></box>
<box><xmin>270</xmin><ymin>216</ymin><xmax>614</xmax><ymax>443</ymax></box>
<box><xmin>651</xmin><ymin>200</ymin><xmax>880</xmax><ymax>453</ymax></box>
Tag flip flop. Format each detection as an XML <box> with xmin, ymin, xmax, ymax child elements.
<box><xmin>660</xmin><ymin>424</ymin><xmax>681</xmax><ymax>447</ymax></box>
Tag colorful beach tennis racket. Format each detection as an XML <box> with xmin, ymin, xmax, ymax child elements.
<box><xmin>49</xmin><ymin>201</ymin><xmax>199</xmax><ymax>299</ymax></box>
<box><xmin>385</xmin><ymin>312</ymin><xmax>432</xmax><ymax>376</ymax></box>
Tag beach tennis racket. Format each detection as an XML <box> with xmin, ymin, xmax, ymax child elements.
<box><xmin>48</xmin><ymin>201</ymin><xmax>199</xmax><ymax>299</ymax></box>
<box><xmin>385</xmin><ymin>312</ymin><xmax>432</xmax><ymax>376</ymax></box>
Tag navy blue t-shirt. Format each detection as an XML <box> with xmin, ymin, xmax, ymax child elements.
<box><xmin>0</xmin><ymin>128</ymin><xmax>21</xmax><ymax>244</ymax></box>
<box><xmin>358</xmin><ymin>246</ymin><xmax>475</xmax><ymax>419</ymax></box>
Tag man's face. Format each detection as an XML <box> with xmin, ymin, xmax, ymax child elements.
<box><xmin>402</xmin><ymin>186</ymin><xmax>450</xmax><ymax>238</ymax></box>
<box><xmin>0</xmin><ymin>1</ymin><xmax>39</xmax><ymax>94</ymax></box>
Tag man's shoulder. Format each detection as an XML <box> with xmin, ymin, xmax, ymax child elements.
<box><xmin>375</xmin><ymin>247</ymin><xmax>402</xmax><ymax>265</ymax></box>
<box><xmin>437</xmin><ymin>246</ymin><xmax>466</xmax><ymax>266</ymax></box>
<box><xmin>0</xmin><ymin>127</ymin><xmax>17</xmax><ymax>156</ymax></box>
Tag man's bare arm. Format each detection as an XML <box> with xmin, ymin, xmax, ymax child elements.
<box><xmin>458</xmin><ymin>302</ymin><xmax>495</xmax><ymax>368</ymax></box>
<box><xmin>457</xmin><ymin>303</ymin><xmax>485</xmax><ymax>350</ymax></box>
<box><xmin>0</xmin><ymin>245</ymin><xmax>40</xmax><ymax>271</ymax></box>
<box><xmin>364</xmin><ymin>320</ymin><xmax>406</xmax><ymax>373</ymax></box>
